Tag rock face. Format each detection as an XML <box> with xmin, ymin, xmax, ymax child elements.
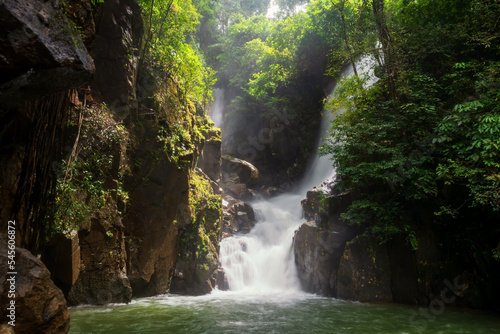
<box><xmin>0</xmin><ymin>0</ymin><xmax>95</xmax><ymax>246</ymax></box>
<box><xmin>170</xmin><ymin>169</ymin><xmax>222</xmax><ymax>295</ymax></box>
<box><xmin>0</xmin><ymin>0</ymin><xmax>94</xmax><ymax>107</ymax></box>
<box><xmin>0</xmin><ymin>238</ymin><xmax>70</xmax><ymax>333</ymax></box>
<box><xmin>42</xmin><ymin>232</ymin><xmax>81</xmax><ymax>296</ymax></box>
<box><xmin>294</xmin><ymin>179</ymin><xmax>356</xmax><ymax>297</ymax></box>
<box><xmin>295</xmin><ymin>177</ymin><xmax>500</xmax><ymax>309</ymax></box>
<box><xmin>0</xmin><ymin>0</ymin><xmax>224</xmax><ymax>312</ymax></box>
<box><xmin>91</xmin><ymin>0</ymin><xmax>142</xmax><ymax>108</ymax></box>
<box><xmin>294</xmin><ymin>222</ymin><xmax>344</xmax><ymax>296</ymax></box>
<box><xmin>197</xmin><ymin>133</ymin><xmax>222</xmax><ymax>183</ymax></box>
<box><xmin>336</xmin><ymin>236</ymin><xmax>393</xmax><ymax>302</ymax></box>
<box><xmin>123</xmin><ymin>129</ymin><xmax>190</xmax><ymax>296</ymax></box>
<box><xmin>67</xmin><ymin>206</ymin><xmax>132</xmax><ymax>305</ymax></box>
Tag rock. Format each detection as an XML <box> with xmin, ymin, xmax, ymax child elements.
<box><xmin>66</xmin><ymin>0</ymin><xmax>95</xmax><ymax>49</ymax></box>
<box><xmin>294</xmin><ymin>220</ymin><xmax>356</xmax><ymax>297</ymax></box>
<box><xmin>170</xmin><ymin>169</ymin><xmax>222</xmax><ymax>296</ymax></box>
<box><xmin>301</xmin><ymin>177</ymin><xmax>347</xmax><ymax>228</ymax></box>
<box><xmin>233</xmin><ymin>202</ymin><xmax>256</xmax><ymax>233</ymax></box>
<box><xmin>196</xmin><ymin>168</ymin><xmax>222</xmax><ymax>195</ymax></box>
<box><xmin>221</xmin><ymin>200</ymin><xmax>257</xmax><ymax>236</ymax></box>
<box><xmin>261</xmin><ymin>186</ymin><xmax>281</xmax><ymax>198</ymax></box>
<box><xmin>43</xmin><ymin>231</ymin><xmax>81</xmax><ymax>296</ymax></box>
<box><xmin>91</xmin><ymin>0</ymin><xmax>142</xmax><ymax>111</ymax></box>
<box><xmin>123</xmin><ymin>145</ymin><xmax>190</xmax><ymax>296</ymax></box>
<box><xmin>216</xmin><ymin>268</ymin><xmax>229</xmax><ymax>291</ymax></box>
<box><xmin>67</xmin><ymin>209</ymin><xmax>132</xmax><ymax>305</ymax></box>
<box><xmin>170</xmin><ymin>249</ymin><xmax>219</xmax><ymax>296</ymax></box>
<box><xmin>222</xmin><ymin>156</ymin><xmax>260</xmax><ymax>186</ymax></box>
<box><xmin>197</xmin><ymin>133</ymin><xmax>222</xmax><ymax>182</ymax></box>
<box><xmin>0</xmin><ymin>0</ymin><xmax>94</xmax><ymax>107</ymax></box>
<box><xmin>336</xmin><ymin>236</ymin><xmax>393</xmax><ymax>302</ymax></box>
<box><xmin>0</xmin><ymin>237</ymin><xmax>70</xmax><ymax>333</ymax></box>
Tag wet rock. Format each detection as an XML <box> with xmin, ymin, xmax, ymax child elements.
<box><xmin>0</xmin><ymin>0</ymin><xmax>94</xmax><ymax>107</ymax></box>
<box><xmin>216</xmin><ymin>268</ymin><xmax>229</xmax><ymax>291</ymax></box>
<box><xmin>294</xmin><ymin>177</ymin><xmax>356</xmax><ymax>297</ymax></box>
<box><xmin>301</xmin><ymin>177</ymin><xmax>346</xmax><ymax>228</ymax></box>
<box><xmin>336</xmin><ymin>236</ymin><xmax>393</xmax><ymax>302</ymax></box>
<box><xmin>222</xmin><ymin>201</ymin><xmax>257</xmax><ymax>236</ymax></box>
<box><xmin>261</xmin><ymin>186</ymin><xmax>281</xmax><ymax>198</ymax></box>
<box><xmin>0</xmin><ymin>237</ymin><xmax>70</xmax><ymax>333</ymax></box>
<box><xmin>170</xmin><ymin>249</ymin><xmax>219</xmax><ymax>296</ymax></box>
<box><xmin>294</xmin><ymin>220</ymin><xmax>356</xmax><ymax>297</ymax></box>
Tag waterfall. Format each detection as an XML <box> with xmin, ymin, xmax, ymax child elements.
<box><xmin>219</xmin><ymin>56</ymin><xmax>376</xmax><ymax>294</ymax></box>
<box><xmin>220</xmin><ymin>194</ymin><xmax>304</xmax><ymax>293</ymax></box>
<box><xmin>208</xmin><ymin>88</ymin><xmax>224</xmax><ymax>128</ymax></box>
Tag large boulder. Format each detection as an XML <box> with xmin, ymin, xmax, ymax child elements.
<box><xmin>0</xmin><ymin>0</ymin><xmax>94</xmax><ymax>107</ymax></box>
<box><xmin>222</xmin><ymin>156</ymin><xmax>260</xmax><ymax>187</ymax></box>
<box><xmin>0</xmin><ymin>237</ymin><xmax>70</xmax><ymax>333</ymax></box>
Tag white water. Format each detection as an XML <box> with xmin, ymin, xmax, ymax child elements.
<box><xmin>208</xmin><ymin>88</ymin><xmax>224</xmax><ymax>128</ymax></box>
<box><xmin>219</xmin><ymin>57</ymin><xmax>376</xmax><ymax>295</ymax></box>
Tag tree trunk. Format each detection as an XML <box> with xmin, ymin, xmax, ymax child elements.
<box><xmin>372</xmin><ymin>0</ymin><xmax>396</xmax><ymax>100</ymax></box>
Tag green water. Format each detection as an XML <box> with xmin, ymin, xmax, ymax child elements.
<box><xmin>69</xmin><ymin>291</ymin><xmax>500</xmax><ymax>333</ymax></box>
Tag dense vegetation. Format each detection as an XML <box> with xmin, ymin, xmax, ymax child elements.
<box><xmin>162</xmin><ymin>0</ymin><xmax>499</xmax><ymax>259</ymax></box>
<box><xmin>48</xmin><ymin>0</ymin><xmax>219</xmax><ymax>242</ymax></box>
<box><xmin>139</xmin><ymin>0</ymin><xmax>499</xmax><ymax>259</ymax></box>
<box><xmin>318</xmin><ymin>0</ymin><xmax>500</xmax><ymax>256</ymax></box>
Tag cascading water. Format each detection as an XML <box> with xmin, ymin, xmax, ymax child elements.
<box><xmin>208</xmin><ymin>88</ymin><xmax>225</xmax><ymax>128</ymax></box>
<box><xmin>219</xmin><ymin>194</ymin><xmax>304</xmax><ymax>293</ymax></box>
<box><xmin>219</xmin><ymin>58</ymin><xmax>375</xmax><ymax>295</ymax></box>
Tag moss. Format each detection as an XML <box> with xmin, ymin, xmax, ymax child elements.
<box><xmin>177</xmin><ymin>167</ymin><xmax>222</xmax><ymax>283</ymax></box>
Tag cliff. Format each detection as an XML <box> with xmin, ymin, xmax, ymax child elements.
<box><xmin>0</xmin><ymin>0</ymin><xmax>223</xmax><ymax>331</ymax></box>
<box><xmin>294</xmin><ymin>178</ymin><xmax>500</xmax><ymax>310</ymax></box>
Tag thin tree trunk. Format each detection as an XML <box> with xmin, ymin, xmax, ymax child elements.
<box><xmin>336</xmin><ymin>0</ymin><xmax>359</xmax><ymax>76</ymax></box>
<box><xmin>373</xmin><ymin>0</ymin><xmax>396</xmax><ymax>100</ymax></box>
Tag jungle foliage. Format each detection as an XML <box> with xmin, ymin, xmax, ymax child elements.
<box><xmin>318</xmin><ymin>0</ymin><xmax>500</xmax><ymax>253</ymax></box>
